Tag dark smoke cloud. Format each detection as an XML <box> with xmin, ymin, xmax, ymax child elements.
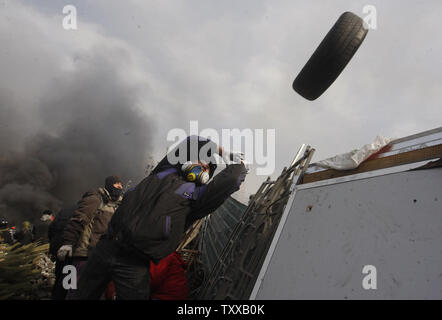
<box><xmin>0</xmin><ymin>48</ymin><xmax>154</xmax><ymax>226</ymax></box>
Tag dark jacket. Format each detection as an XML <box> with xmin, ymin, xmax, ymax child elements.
<box><xmin>62</xmin><ymin>188</ymin><xmax>122</xmax><ymax>257</ymax></box>
<box><xmin>48</xmin><ymin>204</ymin><xmax>78</xmax><ymax>256</ymax></box>
<box><xmin>15</xmin><ymin>229</ymin><xmax>35</xmax><ymax>245</ymax></box>
<box><xmin>108</xmin><ymin>136</ymin><xmax>247</xmax><ymax>264</ymax></box>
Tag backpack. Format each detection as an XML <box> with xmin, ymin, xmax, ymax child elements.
<box><xmin>110</xmin><ymin>171</ymin><xmax>179</xmax><ymax>263</ymax></box>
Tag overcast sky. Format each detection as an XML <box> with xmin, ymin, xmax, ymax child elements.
<box><xmin>1</xmin><ymin>0</ymin><xmax>441</xmax><ymax>203</ymax></box>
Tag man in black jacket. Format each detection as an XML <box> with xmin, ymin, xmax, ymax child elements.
<box><xmin>70</xmin><ymin>136</ymin><xmax>248</xmax><ymax>299</ymax></box>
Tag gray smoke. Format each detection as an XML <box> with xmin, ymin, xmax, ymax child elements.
<box><xmin>0</xmin><ymin>51</ymin><xmax>154</xmax><ymax>226</ymax></box>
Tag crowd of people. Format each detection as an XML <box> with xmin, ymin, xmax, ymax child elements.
<box><xmin>0</xmin><ymin>210</ymin><xmax>55</xmax><ymax>246</ymax></box>
<box><xmin>8</xmin><ymin>135</ymin><xmax>247</xmax><ymax>300</ymax></box>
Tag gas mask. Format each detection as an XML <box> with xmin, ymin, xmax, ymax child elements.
<box><xmin>181</xmin><ymin>161</ymin><xmax>210</xmax><ymax>185</ymax></box>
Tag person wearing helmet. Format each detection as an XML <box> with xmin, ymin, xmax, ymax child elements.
<box><xmin>0</xmin><ymin>218</ymin><xmax>14</xmax><ymax>244</ymax></box>
<box><xmin>14</xmin><ymin>221</ymin><xmax>35</xmax><ymax>245</ymax></box>
<box><xmin>70</xmin><ymin>135</ymin><xmax>248</xmax><ymax>299</ymax></box>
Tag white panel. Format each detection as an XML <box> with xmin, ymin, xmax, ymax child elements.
<box><xmin>255</xmin><ymin>168</ymin><xmax>442</xmax><ymax>299</ymax></box>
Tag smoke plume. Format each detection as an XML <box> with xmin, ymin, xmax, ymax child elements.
<box><xmin>0</xmin><ymin>2</ymin><xmax>154</xmax><ymax>227</ymax></box>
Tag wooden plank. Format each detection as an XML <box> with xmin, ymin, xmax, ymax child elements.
<box><xmin>302</xmin><ymin>144</ymin><xmax>442</xmax><ymax>184</ymax></box>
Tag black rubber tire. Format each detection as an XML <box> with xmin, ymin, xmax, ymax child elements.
<box><xmin>293</xmin><ymin>12</ymin><xmax>368</xmax><ymax>101</ymax></box>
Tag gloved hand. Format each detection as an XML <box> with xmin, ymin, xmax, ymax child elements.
<box><xmin>222</xmin><ymin>150</ymin><xmax>245</xmax><ymax>164</ymax></box>
<box><xmin>242</xmin><ymin>160</ymin><xmax>251</xmax><ymax>173</ymax></box>
<box><xmin>57</xmin><ymin>244</ymin><xmax>73</xmax><ymax>261</ymax></box>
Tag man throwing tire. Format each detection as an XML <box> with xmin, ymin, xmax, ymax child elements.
<box><xmin>70</xmin><ymin>135</ymin><xmax>248</xmax><ymax>299</ymax></box>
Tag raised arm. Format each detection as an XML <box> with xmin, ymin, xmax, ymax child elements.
<box><xmin>186</xmin><ymin>163</ymin><xmax>247</xmax><ymax>226</ymax></box>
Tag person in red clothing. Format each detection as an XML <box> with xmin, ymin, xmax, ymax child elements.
<box><xmin>105</xmin><ymin>251</ymin><xmax>188</xmax><ymax>300</ymax></box>
<box><xmin>150</xmin><ymin>251</ymin><xmax>188</xmax><ymax>300</ymax></box>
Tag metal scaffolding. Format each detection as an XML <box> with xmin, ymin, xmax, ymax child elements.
<box><xmin>191</xmin><ymin>144</ymin><xmax>315</xmax><ymax>299</ymax></box>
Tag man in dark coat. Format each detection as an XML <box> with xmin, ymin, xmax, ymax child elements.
<box><xmin>54</xmin><ymin>175</ymin><xmax>123</xmax><ymax>299</ymax></box>
<box><xmin>48</xmin><ymin>204</ymin><xmax>78</xmax><ymax>300</ymax></box>
<box><xmin>70</xmin><ymin>135</ymin><xmax>247</xmax><ymax>299</ymax></box>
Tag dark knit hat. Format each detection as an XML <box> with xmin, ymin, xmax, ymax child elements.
<box><xmin>105</xmin><ymin>175</ymin><xmax>122</xmax><ymax>188</ymax></box>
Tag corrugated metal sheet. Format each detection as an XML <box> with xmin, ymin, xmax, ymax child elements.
<box><xmin>198</xmin><ymin>197</ymin><xmax>247</xmax><ymax>277</ymax></box>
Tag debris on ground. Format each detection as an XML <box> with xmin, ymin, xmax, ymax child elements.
<box><xmin>0</xmin><ymin>241</ymin><xmax>55</xmax><ymax>300</ymax></box>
